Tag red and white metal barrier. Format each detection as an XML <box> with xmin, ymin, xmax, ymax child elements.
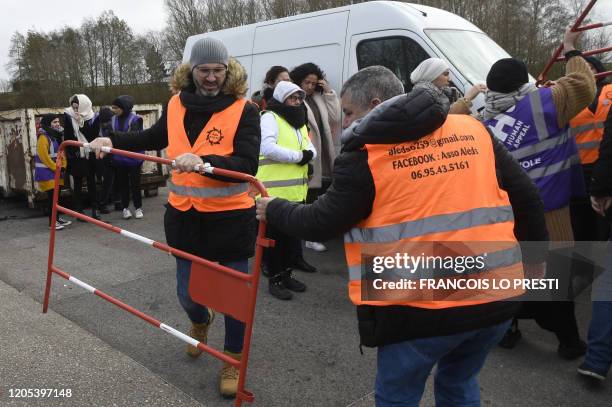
<box><xmin>537</xmin><ymin>0</ymin><xmax>611</xmax><ymax>84</ymax></box>
<box><xmin>43</xmin><ymin>140</ymin><xmax>273</xmax><ymax>406</ymax></box>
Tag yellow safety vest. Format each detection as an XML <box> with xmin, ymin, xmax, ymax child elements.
<box><xmin>256</xmin><ymin>111</ymin><xmax>310</xmax><ymax>202</ymax></box>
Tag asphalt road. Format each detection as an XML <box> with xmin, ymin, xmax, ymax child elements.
<box><xmin>0</xmin><ymin>190</ymin><xmax>610</xmax><ymax>406</ymax></box>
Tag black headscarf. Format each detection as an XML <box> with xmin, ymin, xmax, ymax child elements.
<box><xmin>265</xmin><ymin>98</ymin><xmax>308</xmax><ymax>129</ymax></box>
<box><xmin>111</xmin><ymin>95</ymin><xmax>135</xmax><ymax>118</ymax></box>
<box><xmin>40</xmin><ymin>114</ymin><xmax>62</xmax><ymax>140</ymax></box>
<box><xmin>584</xmin><ymin>56</ymin><xmax>606</xmax><ymax>75</ymax></box>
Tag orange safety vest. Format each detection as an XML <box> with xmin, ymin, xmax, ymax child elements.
<box><xmin>166</xmin><ymin>94</ymin><xmax>253</xmax><ymax>212</ymax></box>
<box><xmin>569</xmin><ymin>84</ymin><xmax>612</xmax><ymax>164</ymax></box>
<box><xmin>344</xmin><ymin>115</ymin><xmax>524</xmax><ymax>309</ymax></box>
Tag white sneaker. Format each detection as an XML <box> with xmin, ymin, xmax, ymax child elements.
<box><xmin>49</xmin><ymin>221</ymin><xmax>65</xmax><ymax>230</ymax></box>
<box><xmin>135</xmin><ymin>208</ymin><xmax>144</xmax><ymax>219</ymax></box>
<box><xmin>305</xmin><ymin>241</ymin><xmax>327</xmax><ymax>252</ymax></box>
<box><xmin>122</xmin><ymin>208</ymin><xmax>132</xmax><ymax>219</ymax></box>
<box><xmin>57</xmin><ymin>217</ymin><xmax>72</xmax><ymax>226</ymax></box>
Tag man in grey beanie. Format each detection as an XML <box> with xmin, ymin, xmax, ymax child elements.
<box><xmin>190</xmin><ymin>37</ymin><xmax>230</xmax><ymax>97</ymax></box>
<box><xmin>90</xmin><ymin>36</ymin><xmax>260</xmax><ymax>399</ymax></box>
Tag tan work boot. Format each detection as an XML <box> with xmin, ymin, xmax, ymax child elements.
<box><xmin>219</xmin><ymin>351</ymin><xmax>241</xmax><ymax>398</ymax></box>
<box><xmin>185</xmin><ymin>308</ymin><xmax>215</xmax><ymax>358</ymax></box>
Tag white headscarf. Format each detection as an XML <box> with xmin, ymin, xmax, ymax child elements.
<box><xmin>410</xmin><ymin>58</ymin><xmax>449</xmax><ymax>84</ymax></box>
<box><xmin>64</xmin><ymin>94</ymin><xmax>95</xmax><ymax>158</ymax></box>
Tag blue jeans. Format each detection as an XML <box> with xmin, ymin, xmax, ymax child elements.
<box><xmin>375</xmin><ymin>319</ymin><xmax>511</xmax><ymax>407</ymax></box>
<box><xmin>176</xmin><ymin>257</ymin><xmax>246</xmax><ymax>354</ymax></box>
<box><xmin>583</xmin><ymin>239</ymin><xmax>612</xmax><ymax>376</ymax></box>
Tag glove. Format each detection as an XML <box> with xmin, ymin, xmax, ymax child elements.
<box><xmin>298</xmin><ymin>150</ymin><xmax>314</xmax><ymax>166</ymax></box>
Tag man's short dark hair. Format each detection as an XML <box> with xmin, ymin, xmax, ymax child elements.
<box><xmin>341</xmin><ymin>66</ymin><xmax>404</xmax><ymax>111</ymax></box>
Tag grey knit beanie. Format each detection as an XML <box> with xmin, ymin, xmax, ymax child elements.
<box><xmin>189</xmin><ymin>37</ymin><xmax>229</xmax><ymax>69</ymax></box>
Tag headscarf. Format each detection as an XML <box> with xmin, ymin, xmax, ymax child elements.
<box><xmin>39</xmin><ymin>114</ymin><xmax>63</xmax><ymax>140</ymax></box>
<box><xmin>410</xmin><ymin>58</ymin><xmax>449</xmax><ymax>84</ymax></box>
<box><xmin>64</xmin><ymin>94</ymin><xmax>95</xmax><ymax>158</ymax></box>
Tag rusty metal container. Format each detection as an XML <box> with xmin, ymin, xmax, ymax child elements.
<box><xmin>0</xmin><ymin>104</ymin><xmax>168</xmax><ymax>207</ymax></box>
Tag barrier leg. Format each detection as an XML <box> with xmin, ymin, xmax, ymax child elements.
<box><xmin>43</xmin><ymin>153</ymin><xmax>64</xmax><ymax>313</ymax></box>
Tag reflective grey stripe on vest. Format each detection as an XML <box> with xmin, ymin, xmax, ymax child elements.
<box><xmin>577</xmin><ymin>140</ymin><xmax>601</xmax><ymax>150</ymax></box>
<box><xmin>511</xmin><ymin>130</ymin><xmax>569</xmax><ymax>160</ymax></box>
<box><xmin>344</xmin><ymin>206</ymin><xmax>514</xmax><ymax>244</ymax></box>
<box><xmin>347</xmin><ymin>245</ymin><xmax>521</xmax><ymax>281</ymax></box>
<box><xmin>348</xmin><ymin>265</ymin><xmax>362</xmax><ymax>281</ymax></box>
<box><xmin>569</xmin><ymin>121</ymin><xmax>604</xmax><ymax>137</ymax></box>
<box><xmin>525</xmin><ymin>154</ymin><xmax>579</xmax><ymax>180</ymax></box>
<box><xmin>529</xmin><ymin>91</ymin><xmax>549</xmax><ymax>141</ymax></box>
<box><xmin>262</xmin><ymin>178</ymin><xmax>306</xmax><ymax>188</ymax></box>
<box><xmin>35</xmin><ymin>162</ymin><xmax>53</xmax><ymax>169</ymax></box>
<box><xmin>259</xmin><ymin>158</ymin><xmax>277</xmax><ymax>166</ymax></box>
<box><xmin>48</xmin><ymin>139</ymin><xmax>56</xmax><ymax>155</ymax></box>
<box><xmin>167</xmin><ymin>181</ymin><xmax>249</xmax><ymax>198</ymax></box>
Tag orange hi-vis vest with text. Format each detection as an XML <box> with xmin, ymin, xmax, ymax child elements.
<box><xmin>569</xmin><ymin>84</ymin><xmax>612</xmax><ymax>164</ymax></box>
<box><xmin>344</xmin><ymin>115</ymin><xmax>524</xmax><ymax>309</ymax></box>
<box><xmin>166</xmin><ymin>94</ymin><xmax>253</xmax><ymax>212</ymax></box>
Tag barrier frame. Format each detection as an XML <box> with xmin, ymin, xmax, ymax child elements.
<box><xmin>42</xmin><ymin>140</ymin><xmax>273</xmax><ymax>406</ymax></box>
<box><xmin>537</xmin><ymin>0</ymin><xmax>611</xmax><ymax>84</ymax></box>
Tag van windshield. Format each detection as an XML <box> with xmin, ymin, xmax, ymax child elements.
<box><xmin>425</xmin><ymin>30</ymin><xmax>533</xmax><ymax>85</ymax></box>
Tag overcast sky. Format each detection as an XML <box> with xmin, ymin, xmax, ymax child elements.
<box><xmin>0</xmin><ymin>0</ymin><xmax>167</xmax><ymax>80</ymax></box>
<box><xmin>0</xmin><ymin>0</ymin><xmax>610</xmax><ymax>82</ymax></box>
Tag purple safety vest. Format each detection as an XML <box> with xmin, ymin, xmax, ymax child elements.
<box><xmin>484</xmin><ymin>87</ymin><xmax>584</xmax><ymax>212</ymax></box>
<box><xmin>34</xmin><ymin>131</ymin><xmax>61</xmax><ymax>183</ymax></box>
<box><xmin>111</xmin><ymin>113</ymin><xmax>144</xmax><ymax>166</ymax></box>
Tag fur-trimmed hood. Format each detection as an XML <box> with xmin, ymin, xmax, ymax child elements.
<box><xmin>169</xmin><ymin>57</ymin><xmax>248</xmax><ymax>98</ymax></box>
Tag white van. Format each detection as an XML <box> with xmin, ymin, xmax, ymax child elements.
<box><xmin>183</xmin><ymin>1</ymin><xmax>516</xmax><ymax>112</ymax></box>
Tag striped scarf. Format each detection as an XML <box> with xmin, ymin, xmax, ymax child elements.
<box><xmin>483</xmin><ymin>83</ymin><xmax>537</xmax><ymax>120</ymax></box>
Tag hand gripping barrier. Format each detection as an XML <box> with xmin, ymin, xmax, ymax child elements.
<box><xmin>42</xmin><ymin>140</ymin><xmax>274</xmax><ymax>406</ymax></box>
<box><xmin>537</xmin><ymin>0</ymin><xmax>611</xmax><ymax>84</ymax></box>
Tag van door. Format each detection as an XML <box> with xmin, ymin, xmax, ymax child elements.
<box><xmin>251</xmin><ymin>11</ymin><xmax>349</xmax><ymax>95</ymax></box>
<box><xmin>347</xmin><ymin>30</ymin><xmax>466</xmax><ymax>94</ymax></box>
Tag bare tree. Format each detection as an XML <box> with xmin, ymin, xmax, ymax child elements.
<box><xmin>164</xmin><ymin>0</ymin><xmax>207</xmax><ymax>63</ymax></box>
<box><xmin>0</xmin><ymin>79</ymin><xmax>13</xmax><ymax>93</ymax></box>
<box><xmin>7</xmin><ymin>32</ymin><xmax>27</xmax><ymax>82</ymax></box>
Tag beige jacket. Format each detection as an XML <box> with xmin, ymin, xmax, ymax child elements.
<box><xmin>305</xmin><ymin>90</ymin><xmax>341</xmax><ymax>188</ymax></box>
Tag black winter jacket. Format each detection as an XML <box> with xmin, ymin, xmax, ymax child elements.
<box><xmin>63</xmin><ymin>114</ymin><xmax>100</xmax><ymax>160</ymax></box>
<box><xmin>266</xmin><ymin>88</ymin><xmax>549</xmax><ymax>345</ymax></box>
<box><xmin>111</xmin><ymin>91</ymin><xmax>261</xmax><ymax>262</ymax></box>
<box><xmin>590</xmin><ymin>109</ymin><xmax>612</xmax><ymax>200</ymax></box>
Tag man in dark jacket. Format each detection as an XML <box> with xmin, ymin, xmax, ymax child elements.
<box><xmin>256</xmin><ymin>70</ymin><xmax>548</xmax><ymax>405</ymax></box>
<box><xmin>569</xmin><ymin>56</ymin><xmax>611</xmax><ymax>242</ymax></box>
<box><xmin>578</xmin><ymin>107</ymin><xmax>612</xmax><ymax>381</ymax></box>
<box><xmin>90</xmin><ymin>37</ymin><xmax>260</xmax><ymax>399</ymax></box>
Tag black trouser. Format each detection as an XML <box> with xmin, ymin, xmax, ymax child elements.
<box><xmin>46</xmin><ymin>190</ymin><xmax>54</xmax><ymax>226</ymax></box>
<box><xmin>69</xmin><ymin>157</ymin><xmax>98</xmax><ymax>212</ymax></box>
<box><xmin>116</xmin><ymin>164</ymin><xmax>142</xmax><ymax>209</ymax></box>
<box><xmin>570</xmin><ymin>164</ymin><xmax>610</xmax><ymax>242</ymax></box>
<box><xmin>517</xmin><ymin>247</ymin><xmax>581</xmax><ymax>345</ymax></box>
<box><xmin>265</xmin><ymin>224</ymin><xmax>300</xmax><ymax>280</ymax></box>
<box><xmin>98</xmin><ymin>156</ymin><xmax>117</xmax><ymax>207</ymax></box>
